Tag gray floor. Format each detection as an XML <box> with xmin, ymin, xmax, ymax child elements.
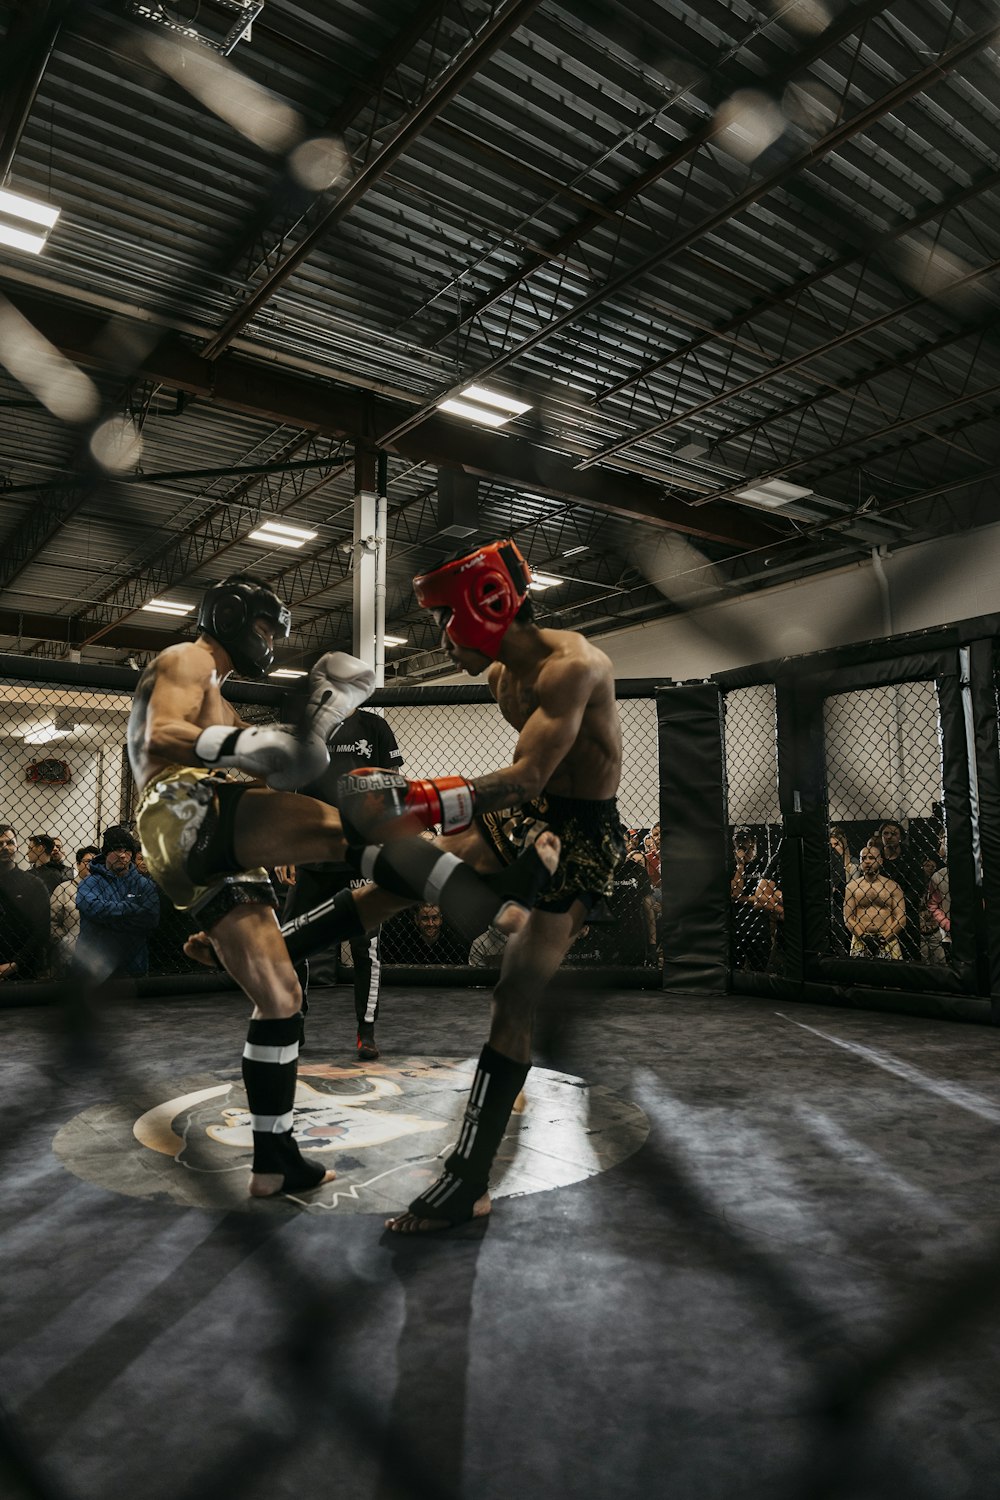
<box><xmin>2</xmin><ymin>986</ymin><xmax>999</xmax><ymax>1500</ymax></box>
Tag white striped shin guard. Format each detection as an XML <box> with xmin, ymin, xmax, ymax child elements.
<box><xmin>242</xmin><ymin>1015</ymin><xmax>303</xmax><ymax>1166</ymax></box>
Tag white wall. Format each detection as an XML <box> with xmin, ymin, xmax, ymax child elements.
<box><xmin>596</xmin><ymin>520</ymin><xmax>1000</xmax><ymax>681</ymax></box>
<box><xmin>385</xmin><ymin>695</ymin><xmax>661</xmax><ymax>827</ymax></box>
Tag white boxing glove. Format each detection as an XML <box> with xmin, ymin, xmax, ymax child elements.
<box><xmin>194</xmin><ymin>723</ymin><xmax>330</xmax><ymax>792</ymax></box>
<box><xmin>297</xmin><ymin>651</ymin><xmax>376</xmax><ymax>745</ymax></box>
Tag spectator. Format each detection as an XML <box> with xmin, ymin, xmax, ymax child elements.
<box><xmin>26</xmin><ymin>834</ymin><xmax>72</xmax><ymax>895</ymax></box>
<box><xmin>469</xmin><ymin>923</ymin><xmax>508</xmax><ymax>969</ymax></box>
<box><xmin>644</xmin><ymin>823</ymin><xmax>661</xmax><ymax>887</ymax></box>
<box><xmin>730</xmin><ymin>827</ymin><xmax>770</xmax><ymax>971</ymax></box>
<box><xmin>828</xmin><ymin>825</ymin><xmax>860</xmax><ymax>956</ymax></box>
<box><xmin>564</xmin><ymin>923</ymin><xmax>605</xmax><ymax>965</ymax></box>
<box><xmin>923</xmin><ymin>833</ymin><xmax>951</xmax><ymax>964</ymax></box>
<box><xmin>380</xmin><ymin>903</ymin><xmax>470</xmax><ymax>965</ymax></box>
<box><xmin>0</xmin><ymin>825</ymin><xmax>50</xmax><ymax>981</ymax></box>
<box><xmin>873</xmin><ymin>820</ymin><xmax>924</xmax><ymax>961</ymax></box>
<box><xmin>75</xmin><ymin>826</ymin><xmax>159</xmax><ymax>981</ymax></box>
<box><xmin>844</xmin><ymin>844</ymin><xmax>905</xmax><ymax>960</ymax></box>
<box><xmin>50</xmin><ymin>845</ymin><xmax>100</xmax><ymax>975</ymax></box>
<box><xmin>752</xmin><ymin>859</ymin><xmax>785</xmax><ymax>974</ymax></box>
<box><xmin>598</xmin><ymin>848</ymin><xmax>658</xmax><ymax>966</ymax></box>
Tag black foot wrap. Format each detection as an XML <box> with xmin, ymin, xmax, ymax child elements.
<box><xmin>483</xmin><ymin>842</ymin><xmax>555</xmax><ymax>912</ymax></box>
<box><xmin>407</xmin><ymin>1169</ymin><xmax>489</xmax><ymax>1226</ymax></box>
<box><xmin>280</xmin><ymin>886</ymin><xmax>364</xmax><ymax>964</ymax></box>
<box><xmin>251</xmin><ymin>1131</ymin><xmax>329</xmax><ymax>1194</ymax></box>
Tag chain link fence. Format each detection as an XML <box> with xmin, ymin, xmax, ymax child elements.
<box><xmin>723</xmin><ymin>684</ymin><xmax>784</xmax><ymax>977</ymax></box>
<box><xmin>824</xmin><ymin>681</ymin><xmax>947</xmax><ymax>965</ymax></box>
<box><xmin>723</xmin><ymin>678</ymin><xmax>951</xmax><ymax>980</ymax></box>
<box><xmin>0</xmin><ymin>665</ymin><xmax>663</xmax><ymax>987</ymax></box>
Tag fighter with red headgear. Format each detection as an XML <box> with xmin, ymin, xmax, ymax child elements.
<box><xmin>337</xmin><ymin>541</ymin><xmax>532</xmax><ymax>840</ymax></box>
<box><xmin>338</xmin><ymin>538</ymin><xmax>626</xmax><ymax>1233</ymax></box>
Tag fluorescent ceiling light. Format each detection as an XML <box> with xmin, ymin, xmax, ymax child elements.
<box><xmin>0</xmin><ymin>225</ymin><xmax>48</xmax><ymax>254</ymax></box>
<box><xmin>733</xmin><ymin>480</ymin><xmax>814</xmax><ymax>509</ymax></box>
<box><xmin>142</xmin><ymin>598</ymin><xmax>193</xmax><ymax>615</ymax></box>
<box><xmin>269</xmin><ymin>668</ymin><xmax>307</xmax><ymax>679</ymax></box>
<box><xmin>249</xmin><ymin>519</ymin><xmax>318</xmax><ymax>547</ymax></box>
<box><xmin>383</xmin><ymin>634</ymin><xmax>408</xmax><ymax>646</ymax></box>
<box><xmin>438</xmin><ymin>384</ymin><xmax>532</xmax><ymax>428</ymax></box>
<box><xmin>0</xmin><ymin>189</ymin><xmax>59</xmax><ymax>228</ymax></box>
<box><xmin>528</xmin><ymin>571</ymin><xmax>565</xmax><ymax>591</ymax></box>
<box><xmin>562</xmin><ymin>545</ymin><xmax>588</xmax><ymax>557</ymax></box>
<box><xmin>460</xmin><ymin>384</ymin><xmax>532</xmax><ymax>416</ymax></box>
<box><xmin>437</xmin><ymin>398</ymin><xmax>510</xmax><ymax>428</ymax></box>
<box><xmin>0</xmin><ymin>189</ymin><xmax>60</xmax><ymax>256</ymax></box>
<box><xmin>23</xmin><ymin>723</ymin><xmax>70</xmax><ymax>744</ymax></box>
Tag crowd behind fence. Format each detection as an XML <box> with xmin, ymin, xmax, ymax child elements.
<box><xmin>0</xmin><ymin>659</ymin><xmax>664</xmax><ymax>992</ymax></box>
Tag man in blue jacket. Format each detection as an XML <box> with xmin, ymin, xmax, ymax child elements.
<box><xmin>76</xmin><ymin>826</ymin><xmax>160</xmax><ymax>981</ymax></box>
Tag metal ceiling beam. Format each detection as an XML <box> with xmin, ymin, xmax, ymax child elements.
<box><xmin>679</xmin><ymin>373</ymin><xmax>1000</xmax><ymax>510</ymax></box>
<box><xmin>585</xmin><ymin>254</ymin><xmax>1000</xmax><ymax>475</ymax></box>
<box><xmin>592</xmin><ymin>164</ymin><xmax>1000</xmax><ymax>408</ymax></box>
<box><xmin>422</xmin><ymin>0</ymin><xmax>892</xmax><ymax>352</ymax></box>
<box><xmin>0</xmin><ymin>608</ymin><xmax>182</xmax><ymax>651</ymax></box>
<box><xmin>199</xmin><ymin>0</ymin><xmax>544</xmax><ymax>361</ymax></box>
<box><xmin>378</xmin><ymin>17</ymin><xmax>1000</xmax><ymax>454</ymax></box>
<box><xmin>225</xmin><ymin>0</ymin><xmax>472</xmax><ymax>287</ymax></box>
<box><xmin>6</xmin><ymin>289</ymin><xmax>776</xmax><ymax>548</ymax></box>
<box><xmin>77</xmin><ymin>434</ymin><xmax>351</xmax><ymax>647</ymax></box>
<box><xmin>718</xmin><ymin>316</ymin><xmax>1000</xmax><ymax>461</ymax></box>
<box><xmin>0</xmin><ymin>0</ymin><xmax>67</xmax><ymax>182</ymax></box>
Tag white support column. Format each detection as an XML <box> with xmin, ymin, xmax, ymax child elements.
<box><xmin>352</xmin><ymin>487</ymin><xmax>377</xmax><ymax>672</ymax></box>
<box><xmin>374</xmin><ymin>489</ymin><xmax>387</xmax><ymax>689</ymax></box>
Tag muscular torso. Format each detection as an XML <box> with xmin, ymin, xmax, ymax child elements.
<box><xmin>846</xmin><ymin>875</ymin><xmax>902</xmax><ymax>936</ymax></box>
<box><xmin>490</xmin><ymin>629</ymin><xmax>621</xmax><ymax>799</ymax></box>
<box><xmin>127</xmin><ymin>643</ymin><xmax>238</xmax><ymax>793</ymax></box>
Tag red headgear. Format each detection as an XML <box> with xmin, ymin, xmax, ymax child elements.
<box><xmin>412</xmin><ymin>540</ymin><xmax>532</xmax><ymax>659</ymax></box>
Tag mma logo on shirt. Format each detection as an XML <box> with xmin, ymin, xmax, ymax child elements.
<box><xmin>52</xmin><ymin>1056</ymin><xmax>648</xmax><ymax>1214</ymax></box>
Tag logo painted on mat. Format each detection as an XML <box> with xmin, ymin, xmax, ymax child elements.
<box><xmin>53</xmin><ymin>1056</ymin><xmax>648</xmax><ymax>1214</ymax></box>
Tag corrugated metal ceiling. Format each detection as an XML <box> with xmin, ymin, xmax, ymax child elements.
<box><xmin>0</xmin><ymin>0</ymin><xmax>998</xmax><ymax>676</ymax></box>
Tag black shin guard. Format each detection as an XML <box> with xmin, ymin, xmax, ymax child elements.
<box><xmin>445</xmin><ymin>1043</ymin><xmax>529</xmax><ymax>1191</ymax></box>
<box><xmin>242</xmin><ymin>1014</ymin><xmax>323</xmax><ymax>1186</ymax></box>
<box><xmin>280</xmin><ymin>886</ymin><xmax>364</xmax><ymax>965</ymax></box>
<box><xmin>406</xmin><ymin>1044</ymin><xmax>529</xmax><ymax>1224</ymax></box>
<box><xmin>352</xmin><ymin>840</ymin><xmax>553</xmax><ymax>944</ymax></box>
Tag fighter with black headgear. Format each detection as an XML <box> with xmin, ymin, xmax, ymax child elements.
<box><xmin>128</xmin><ymin>570</ymin><xmax>560</xmax><ymax>1199</ymax></box>
<box><xmin>338</xmin><ymin>539</ymin><xmax>626</xmax><ymax>1232</ymax></box>
<box><xmin>128</xmin><ymin>573</ymin><xmax>377</xmax><ymax>1197</ymax></box>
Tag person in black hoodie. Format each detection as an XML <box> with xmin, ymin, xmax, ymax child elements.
<box><xmin>0</xmin><ymin>825</ymin><xmax>50</xmax><ymax>982</ymax></box>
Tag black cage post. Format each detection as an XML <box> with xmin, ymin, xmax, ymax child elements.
<box><xmin>657</xmin><ymin>682</ymin><xmax>729</xmax><ymax>995</ymax></box>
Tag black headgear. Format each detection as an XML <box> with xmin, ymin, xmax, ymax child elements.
<box><xmin>196</xmin><ymin>577</ymin><xmax>291</xmax><ymax>678</ymax></box>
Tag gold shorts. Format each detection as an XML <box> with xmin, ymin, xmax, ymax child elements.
<box><xmin>849</xmin><ymin>934</ymin><xmax>902</xmax><ymax>960</ymax></box>
<box><xmin>135</xmin><ymin>766</ymin><xmax>275</xmax><ymax>918</ymax></box>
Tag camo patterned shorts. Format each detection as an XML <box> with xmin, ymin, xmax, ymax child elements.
<box><xmin>477</xmin><ymin>792</ymin><xmax>625</xmax><ymax>915</ymax></box>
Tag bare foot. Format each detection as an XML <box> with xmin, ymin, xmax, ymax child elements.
<box><xmin>385</xmin><ymin>1192</ymin><xmax>491</xmax><ymax>1233</ymax></box>
<box><xmin>183</xmin><ymin>930</ymin><xmax>220</xmax><ymax>969</ymax></box>
<box><xmin>495</xmin><ymin>831</ymin><xmax>560</xmax><ymax>936</ymax></box>
<box><xmin>249</xmin><ymin>1168</ymin><xmax>336</xmax><ymax>1199</ymax></box>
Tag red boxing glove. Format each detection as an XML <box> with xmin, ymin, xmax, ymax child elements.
<box><xmin>337</xmin><ymin>769</ymin><xmax>476</xmax><ymax>841</ymax></box>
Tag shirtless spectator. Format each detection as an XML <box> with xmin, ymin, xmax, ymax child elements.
<box><xmin>844</xmin><ymin>844</ymin><xmax>906</xmax><ymax>960</ymax></box>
